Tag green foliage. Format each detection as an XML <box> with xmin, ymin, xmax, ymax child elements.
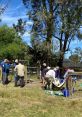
<box><xmin>69</xmin><ymin>47</ymin><xmax>82</xmax><ymax>63</ymax></box>
<box><xmin>29</xmin><ymin>34</ymin><xmax>58</xmax><ymax>66</ymax></box>
<box><xmin>0</xmin><ymin>25</ymin><xmax>28</xmax><ymax>60</ymax></box>
<box><xmin>69</xmin><ymin>54</ymin><xmax>80</xmax><ymax>64</ymax></box>
<box><xmin>23</xmin><ymin>0</ymin><xmax>82</xmax><ymax>67</ymax></box>
<box><xmin>0</xmin><ymin>25</ymin><xmax>17</xmax><ymax>46</ymax></box>
<box><xmin>0</xmin><ymin>43</ymin><xmax>20</xmax><ymax>59</ymax></box>
<box><xmin>13</xmin><ymin>18</ymin><xmax>26</xmax><ymax>35</ymax></box>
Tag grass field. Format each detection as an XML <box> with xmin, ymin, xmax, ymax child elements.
<box><xmin>0</xmin><ymin>75</ymin><xmax>82</xmax><ymax>117</ymax></box>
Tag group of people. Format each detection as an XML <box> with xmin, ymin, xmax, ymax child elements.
<box><xmin>0</xmin><ymin>59</ymin><xmax>25</xmax><ymax>87</ymax></box>
<box><xmin>0</xmin><ymin>59</ymin><xmax>74</xmax><ymax>89</ymax></box>
<box><xmin>40</xmin><ymin>63</ymin><xmax>74</xmax><ymax>89</ymax></box>
<box><xmin>40</xmin><ymin>63</ymin><xmax>60</xmax><ymax>88</ymax></box>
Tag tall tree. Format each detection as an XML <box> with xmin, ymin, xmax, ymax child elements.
<box><xmin>0</xmin><ymin>25</ymin><xmax>28</xmax><ymax>60</ymax></box>
<box><xmin>22</xmin><ymin>0</ymin><xmax>82</xmax><ymax>68</ymax></box>
<box><xmin>13</xmin><ymin>18</ymin><xmax>26</xmax><ymax>36</ymax></box>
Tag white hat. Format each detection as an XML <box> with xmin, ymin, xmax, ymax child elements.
<box><xmin>43</xmin><ymin>63</ymin><xmax>46</xmax><ymax>66</ymax></box>
<box><xmin>56</xmin><ymin>66</ymin><xmax>59</xmax><ymax>70</ymax></box>
<box><xmin>4</xmin><ymin>59</ymin><xmax>7</xmax><ymax>62</ymax></box>
<box><xmin>54</xmin><ymin>68</ymin><xmax>57</xmax><ymax>71</ymax></box>
<box><xmin>15</xmin><ymin>59</ymin><xmax>18</xmax><ymax>63</ymax></box>
<box><xmin>47</xmin><ymin>66</ymin><xmax>51</xmax><ymax>70</ymax></box>
<box><xmin>54</xmin><ymin>66</ymin><xmax>59</xmax><ymax>71</ymax></box>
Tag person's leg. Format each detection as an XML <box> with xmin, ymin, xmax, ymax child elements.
<box><xmin>2</xmin><ymin>72</ymin><xmax>7</xmax><ymax>84</ymax></box>
<box><xmin>40</xmin><ymin>71</ymin><xmax>43</xmax><ymax>83</ymax></box>
<box><xmin>2</xmin><ymin>72</ymin><xmax>4</xmax><ymax>84</ymax></box>
<box><xmin>20</xmin><ymin>76</ymin><xmax>25</xmax><ymax>87</ymax></box>
<box><xmin>5</xmin><ymin>73</ymin><xmax>9</xmax><ymax>84</ymax></box>
<box><xmin>47</xmin><ymin>79</ymin><xmax>51</xmax><ymax>90</ymax></box>
<box><xmin>44</xmin><ymin>77</ymin><xmax>48</xmax><ymax>89</ymax></box>
<box><xmin>14</xmin><ymin>76</ymin><xmax>19</xmax><ymax>87</ymax></box>
<box><xmin>2</xmin><ymin>72</ymin><xmax>5</xmax><ymax>84</ymax></box>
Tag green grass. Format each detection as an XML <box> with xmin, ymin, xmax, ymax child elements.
<box><xmin>0</xmin><ymin>75</ymin><xmax>82</xmax><ymax>117</ymax></box>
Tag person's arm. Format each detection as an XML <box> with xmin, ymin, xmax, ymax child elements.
<box><xmin>52</xmin><ymin>70</ymin><xmax>56</xmax><ymax>80</ymax></box>
<box><xmin>24</xmin><ymin>65</ymin><xmax>25</xmax><ymax>74</ymax></box>
<box><xmin>14</xmin><ymin>65</ymin><xmax>17</xmax><ymax>72</ymax></box>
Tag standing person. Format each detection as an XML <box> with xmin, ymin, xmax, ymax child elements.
<box><xmin>14</xmin><ymin>61</ymin><xmax>25</xmax><ymax>87</ymax></box>
<box><xmin>40</xmin><ymin>63</ymin><xmax>47</xmax><ymax>85</ymax></box>
<box><xmin>0</xmin><ymin>59</ymin><xmax>6</xmax><ymax>84</ymax></box>
<box><xmin>1</xmin><ymin>59</ymin><xmax>10</xmax><ymax>84</ymax></box>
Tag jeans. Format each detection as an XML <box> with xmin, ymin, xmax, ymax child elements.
<box><xmin>2</xmin><ymin>72</ymin><xmax>9</xmax><ymax>84</ymax></box>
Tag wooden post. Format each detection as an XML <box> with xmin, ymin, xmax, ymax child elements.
<box><xmin>66</xmin><ymin>76</ymin><xmax>73</xmax><ymax>96</ymax></box>
<box><xmin>0</xmin><ymin>67</ymin><xmax>2</xmax><ymax>80</ymax></box>
<box><xmin>24</xmin><ymin>66</ymin><xmax>27</xmax><ymax>83</ymax></box>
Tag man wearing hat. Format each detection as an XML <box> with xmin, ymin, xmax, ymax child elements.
<box><xmin>1</xmin><ymin>59</ymin><xmax>10</xmax><ymax>84</ymax></box>
<box><xmin>14</xmin><ymin>60</ymin><xmax>25</xmax><ymax>87</ymax></box>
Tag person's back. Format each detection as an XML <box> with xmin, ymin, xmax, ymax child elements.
<box><xmin>14</xmin><ymin>62</ymin><xmax>25</xmax><ymax>87</ymax></box>
<box><xmin>1</xmin><ymin>59</ymin><xmax>10</xmax><ymax>84</ymax></box>
<box><xmin>15</xmin><ymin>63</ymin><xmax>25</xmax><ymax>77</ymax></box>
<box><xmin>45</xmin><ymin>69</ymin><xmax>56</xmax><ymax>80</ymax></box>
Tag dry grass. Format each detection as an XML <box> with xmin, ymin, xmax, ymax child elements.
<box><xmin>0</xmin><ymin>76</ymin><xmax>82</xmax><ymax>117</ymax></box>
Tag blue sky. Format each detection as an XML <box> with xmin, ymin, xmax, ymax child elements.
<box><xmin>0</xmin><ymin>0</ymin><xmax>82</xmax><ymax>58</ymax></box>
<box><xmin>0</xmin><ymin>0</ymin><xmax>32</xmax><ymax>45</ymax></box>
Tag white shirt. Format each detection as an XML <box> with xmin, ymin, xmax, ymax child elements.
<box><xmin>45</xmin><ymin>70</ymin><xmax>56</xmax><ymax>80</ymax></box>
<box><xmin>14</xmin><ymin>63</ymin><xmax>25</xmax><ymax>77</ymax></box>
<box><xmin>45</xmin><ymin>69</ymin><xmax>60</xmax><ymax>86</ymax></box>
<box><xmin>45</xmin><ymin>69</ymin><xmax>74</xmax><ymax>87</ymax></box>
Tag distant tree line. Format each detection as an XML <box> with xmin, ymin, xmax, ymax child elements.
<box><xmin>0</xmin><ymin>0</ymin><xmax>82</xmax><ymax>68</ymax></box>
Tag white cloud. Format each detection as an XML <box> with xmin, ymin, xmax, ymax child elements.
<box><xmin>26</xmin><ymin>21</ymin><xmax>33</xmax><ymax>26</ymax></box>
<box><xmin>0</xmin><ymin>2</ymin><xmax>28</xmax><ymax>26</ymax></box>
<box><xmin>22</xmin><ymin>32</ymin><xmax>31</xmax><ymax>37</ymax></box>
<box><xmin>22</xmin><ymin>36</ymin><xmax>31</xmax><ymax>45</ymax></box>
<box><xmin>0</xmin><ymin>14</ymin><xmax>28</xmax><ymax>26</ymax></box>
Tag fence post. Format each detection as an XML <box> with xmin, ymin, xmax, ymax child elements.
<box><xmin>66</xmin><ymin>76</ymin><xmax>73</xmax><ymax>96</ymax></box>
<box><xmin>0</xmin><ymin>67</ymin><xmax>2</xmax><ymax>80</ymax></box>
<box><xmin>24</xmin><ymin>66</ymin><xmax>27</xmax><ymax>82</ymax></box>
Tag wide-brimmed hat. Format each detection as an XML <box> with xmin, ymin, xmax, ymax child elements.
<box><xmin>15</xmin><ymin>59</ymin><xmax>18</xmax><ymax>63</ymax></box>
<box><xmin>4</xmin><ymin>59</ymin><xmax>8</xmax><ymax>63</ymax></box>
<box><xmin>43</xmin><ymin>63</ymin><xmax>46</xmax><ymax>66</ymax></box>
<box><xmin>54</xmin><ymin>66</ymin><xmax>59</xmax><ymax>71</ymax></box>
<box><xmin>54</xmin><ymin>68</ymin><xmax>57</xmax><ymax>71</ymax></box>
<box><xmin>47</xmin><ymin>66</ymin><xmax>51</xmax><ymax>70</ymax></box>
<box><xmin>56</xmin><ymin>66</ymin><xmax>59</xmax><ymax>70</ymax></box>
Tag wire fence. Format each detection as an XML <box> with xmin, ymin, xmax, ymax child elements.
<box><xmin>0</xmin><ymin>66</ymin><xmax>41</xmax><ymax>84</ymax></box>
<box><xmin>27</xmin><ymin>66</ymin><xmax>40</xmax><ymax>80</ymax></box>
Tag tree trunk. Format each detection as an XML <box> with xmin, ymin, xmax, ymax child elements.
<box><xmin>57</xmin><ymin>52</ymin><xmax>64</xmax><ymax>78</ymax></box>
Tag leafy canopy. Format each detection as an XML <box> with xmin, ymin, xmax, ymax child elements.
<box><xmin>0</xmin><ymin>25</ymin><xmax>28</xmax><ymax>60</ymax></box>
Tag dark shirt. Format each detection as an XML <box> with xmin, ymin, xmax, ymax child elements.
<box><xmin>55</xmin><ymin>69</ymin><xmax>60</xmax><ymax>78</ymax></box>
<box><xmin>41</xmin><ymin>65</ymin><xmax>46</xmax><ymax>71</ymax></box>
<box><xmin>1</xmin><ymin>61</ymin><xmax>10</xmax><ymax>74</ymax></box>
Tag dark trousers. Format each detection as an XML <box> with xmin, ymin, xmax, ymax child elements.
<box><xmin>15</xmin><ymin>75</ymin><xmax>25</xmax><ymax>87</ymax></box>
<box><xmin>14</xmin><ymin>76</ymin><xmax>20</xmax><ymax>86</ymax></box>
<box><xmin>44</xmin><ymin>77</ymin><xmax>51</xmax><ymax>90</ymax></box>
<box><xmin>2</xmin><ymin>72</ymin><xmax>9</xmax><ymax>84</ymax></box>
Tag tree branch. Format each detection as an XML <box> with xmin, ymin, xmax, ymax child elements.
<box><xmin>53</xmin><ymin>34</ymin><xmax>61</xmax><ymax>40</ymax></box>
